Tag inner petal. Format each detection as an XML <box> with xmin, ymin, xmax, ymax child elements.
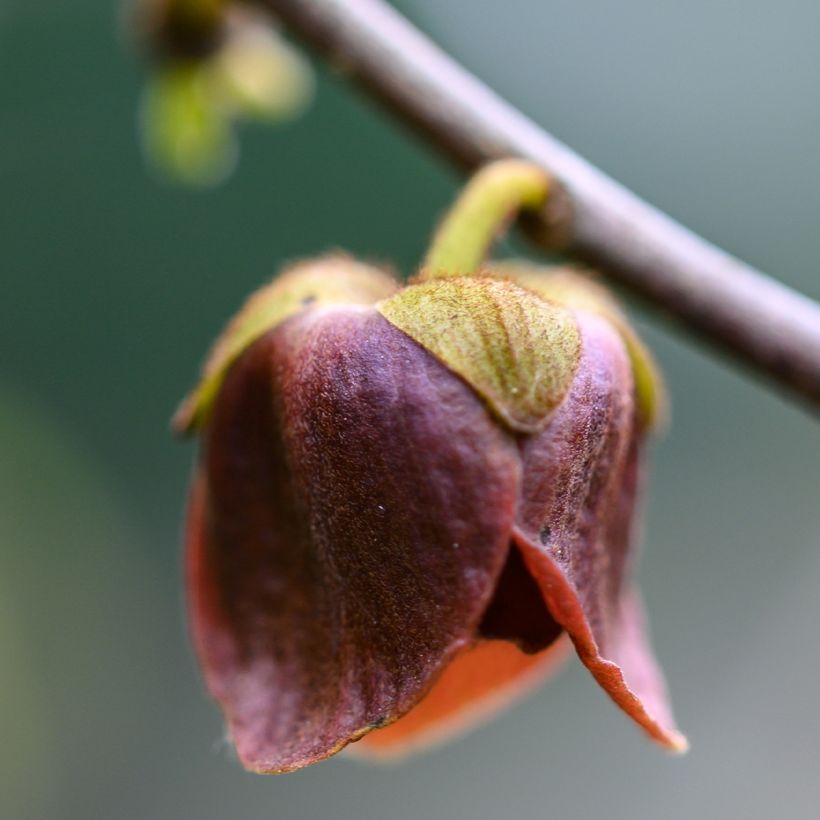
<box><xmin>350</xmin><ymin>637</ymin><xmax>569</xmax><ymax>760</ymax></box>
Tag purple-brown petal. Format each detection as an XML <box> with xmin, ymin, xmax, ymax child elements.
<box><xmin>187</xmin><ymin>307</ymin><xmax>522</xmax><ymax>772</ymax></box>
<box><xmin>512</xmin><ymin>311</ymin><xmax>687</xmax><ymax>751</ymax></box>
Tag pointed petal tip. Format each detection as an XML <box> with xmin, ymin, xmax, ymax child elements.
<box><xmin>235</xmin><ymin>742</ymin><xmax>347</xmax><ymax>775</ymax></box>
<box><xmin>171</xmin><ymin>396</ymin><xmax>198</xmax><ymax>437</ymax></box>
<box><xmin>515</xmin><ymin>529</ymin><xmax>686</xmax><ymax>757</ymax></box>
<box><xmin>622</xmin><ymin>686</ymin><xmax>687</xmax><ymax>755</ymax></box>
<box><xmin>669</xmin><ymin>734</ymin><xmax>690</xmax><ymax>755</ymax></box>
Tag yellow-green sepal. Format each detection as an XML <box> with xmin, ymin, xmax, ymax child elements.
<box><xmin>493</xmin><ymin>261</ymin><xmax>668</xmax><ymax>429</ymax></box>
<box><xmin>140</xmin><ymin>62</ymin><xmax>237</xmax><ymax>187</ymax></box>
<box><xmin>174</xmin><ymin>256</ymin><xmax>399</xmax><ymax>435</ymax></box>
<box><xmin>377</xmin><ymin>276</ymin><xmax>581</xmax><ymax>434</ymax></box>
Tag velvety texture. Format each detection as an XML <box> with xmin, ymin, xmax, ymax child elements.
<box><xmin>512</xmin><ymin>313</ymin><xmax>686</xmax><ymax>751</ymax></box>
<box><xmin>186</xmin><ymin>288</ymin><xmax>686</xmax><ymax>772</ymax></box>
<box><xmin>188</xmin><ymin>307</ymin><xmax>522</xmax><ymax>772</ymax></box>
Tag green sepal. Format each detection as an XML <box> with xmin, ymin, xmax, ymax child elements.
<box><xmin>377</xmin><ymin>276</ymin><xmax>581</xmax><ymax>434</ymax></box>
<box><xmin>140</xmin><ymin>62</ymin><xmax>236</xmax><ymax>187</ymax></box>
<box><xmin>493</xmin><ymin>261</ymin><xmax>668</xmax><ymax>429</ymax></box>
<box><xmin>174</xmin><ymin>256</ymin><xmax>399</xmax><ymax>435</ymax></box>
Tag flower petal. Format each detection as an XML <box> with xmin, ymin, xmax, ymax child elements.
<box><xmin>174</xmin><ymin>256</ymin><xmax>398</xmax><ymax>434</ymax></box>
<box><xmin>350</xmin><ymin>637</ymin><xmax>570</xmax><ymax>761</ymax></box>
<box><xmin>512</xmin><ymin>312</ymin><xmax>686</xmax><ymax>752</ymax></box>
<box><xmin>187</xmin><ymin>307</ymin><xmax>521</xmax><ymax>772</ymax></box>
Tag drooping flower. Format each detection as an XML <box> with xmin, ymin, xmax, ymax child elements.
<box><xmin>176</xmin><ymin>160</ymin><xmax>686</xmax><ymax>772</ymax></box>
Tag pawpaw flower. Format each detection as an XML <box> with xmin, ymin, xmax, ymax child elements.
<box><xmin>175</xmin><ymin>160</ymin><xmax>686</xmax><ymax>773</ymax></box>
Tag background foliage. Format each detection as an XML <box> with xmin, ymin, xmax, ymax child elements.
<box><xmin>2</xmin><ymin>1</ymin><xmax>819</xmax><ymax>818</ymax></box>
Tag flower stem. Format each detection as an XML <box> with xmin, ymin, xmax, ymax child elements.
<box><xmin>421</xmin><ymin>160</ymin><xmax>549</xmax><ymax>280</ymax></box>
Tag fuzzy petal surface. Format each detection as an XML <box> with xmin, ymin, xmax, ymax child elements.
<box><xmin>187</xmin><ymin>307</ymin><xmax>522</xmax><ymax>772</ymax></box>
<box><xmin>513</xmin><ymin>312</ymin><xmax>686</xmax><ymax>751</ymax></box>
<box><xmin>174</xmin><ymin>257</ymin><xmax>398</xmax><ymax>433</ymax></box>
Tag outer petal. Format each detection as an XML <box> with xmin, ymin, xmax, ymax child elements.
<box><xmin>513</xmin><ymin>312</ymin><xmax>687</xmax><ymax>751</ymax></box>
<box><xmin>188</xmin><ymin>307</ymin><xmax>521</xmax><ymax>772</ymax></box>
<box><xmin>350</xmin><ymin>637</ymin><xmax>570</xmax><ymax>761</ymax></box>
<box><xmin>174</xmin><ymin>256</ymin><xmax>398</xmax><ymax>434</ymax></box>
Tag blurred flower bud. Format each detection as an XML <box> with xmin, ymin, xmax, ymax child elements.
<box><xmin>137</xmin><ymin>4</ymin><xmax>313</xmax><ymax>186</ymax></box>
<box><xmin>206</xmin><ymin>22</ymin><xmax>313</xmax><ymax>121</ymax></box>
<box><xmin>177</xmin><ymin>161</ymin><xmax>685</xmax><ymax>772</ymax></box>
<box><xmin>140</xmin><ymin>62</ymin><xmax>237</xmax><ymax>187</ymax></box>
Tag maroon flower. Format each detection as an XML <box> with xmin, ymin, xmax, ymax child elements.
<box><xmin>176</xmin><ymin>162</ymin><xmax>685</xmax><ymax>772</ymax></box>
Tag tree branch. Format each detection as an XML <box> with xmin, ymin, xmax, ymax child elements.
<box><xmin>141</xmin><ymin>0</ymin><xmax>820</xmax><ymax>411</ymax></box>
<box><xmin>254</xmin><ymin>0</ymin><xmax>820</xmax><ymax>413</ymax></box>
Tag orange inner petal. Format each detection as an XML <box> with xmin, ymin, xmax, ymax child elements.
<box><xmin>352</xmin><ymin>637</ymin><xmax>569</xmax><ymax>760</ymax></box>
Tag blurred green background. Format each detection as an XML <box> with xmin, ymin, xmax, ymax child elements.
<box><xmin>2</xmin><ymin>1</ymin><xmax>819</xmax><ymax>818</ymax></box>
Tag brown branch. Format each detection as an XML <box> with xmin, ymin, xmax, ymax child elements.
<box><xmin>252</xmin><ymin>0</ymin><xmax>820</xmax><ymax>413</ymax></box>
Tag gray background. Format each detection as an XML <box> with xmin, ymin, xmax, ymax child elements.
<box><xmin>2</xmin><ymin>1</ymin><xmax>819</xmax><ymax>818</ymax></box>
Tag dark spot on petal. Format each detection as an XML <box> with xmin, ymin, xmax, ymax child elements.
<box><xmin>539</xmin><ymin>525</ymin><xmax>551</xmax><ymax>546</ymax></box>
<box><xmin>301</xmin><ymin>294</ymin><xmax>317</xmax><ymax>306</ymax></box>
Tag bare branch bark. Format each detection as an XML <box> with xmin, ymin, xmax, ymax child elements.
<box><xmin>256</xmin><ymin>0</ymin><xmax>820</xmax><ymax>413</ymax></box>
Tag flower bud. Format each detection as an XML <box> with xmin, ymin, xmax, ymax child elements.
<box><xmin>140</xmin><ymin>62</ymin><xmax>238</xmax><ymax>187</ymax></box>
<box><xmin>138</xmin><ymin>6</ymin><xmax>313</xmax><ymax>186</ymax></box>
<box><xmin>177</xmin><ymin>162</ymin><xmax>685</xmax><ymax>773</ymax></box>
